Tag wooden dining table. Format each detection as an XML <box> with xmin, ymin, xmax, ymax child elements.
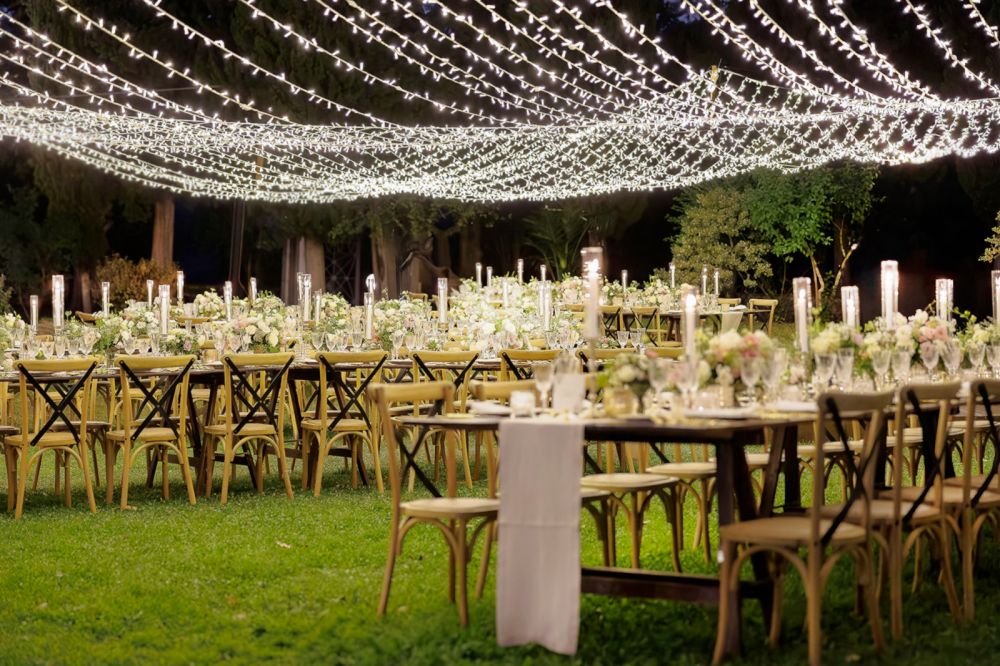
<box><xmin>397</xmin><ymin>410</ymin><xmax>814</xmax><ymax>659</ymax></box>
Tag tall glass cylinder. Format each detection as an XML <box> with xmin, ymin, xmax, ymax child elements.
<box><xmin>936</xmin><ymin>278</ymin><xmax>953</xmax><ymax>322</ymax></box>
<box><xmin>437</xmin><ymin>278</ymin><xmax>448</xmax><ymax>325</ymax></box>
<box><xmin>301</xmin><ymin>274</ymin><xmax>312</xmax><ymax>322</ymax></box>
<box><xmin>249</xmin><ymin>277</ymin><xmax>257</xmax><ymax>305</ymax></box>
<box><xmin>713</xmin><ymin>269</ymin><xmax>720</xmax><ymax>296</ymax></box>
<box><xmin>101</xmin><ymin>281</ymin><xmax>110</xmax><ymax>318</ymax></box>
<box><xmin>621</xmin><ymin>270</ymin><xmax>628</xmax><ymax>294</ymax></box>
<box><xmin>680</xmin><ymin>285</ymin><xmax>698</xmax><ymax>360</ymax></box>
<box><xmin>176</xmin><ymin>271</ymin><xmax>184</xmax><ymax>306</ymax></box>
<box><xmin>542</xmin><ymin>283</ymin><xmax>552</xmax><ymax>331</ymax></box>
<box><xmin>701</xmin><ymin>265</ymin><xmax>708</xmax><ymax>295</ymax></box>
<box><xmin>793</xmin><ymin>277</ymin><xmax>812</xmax><ymax>353</ymax></box>
<box><xmin>881</xmin><ymin>260</ymin><xmax>899</xmax><ymax>329</ymax></box>
<box><xmin>486</xmin><ymin>266</ymin><xmax>493</xmax><ymax>288</ymax></box>
<box><xmin>29</xmin><ymin>295</ymin><xmax>38</xmax><ymax>332</ymax></box>
<box><xmin>146</xmin><ymin>279</ymin><xmax>154</xmax><ymax>308</ymax></box>
<box><xmin>159</xmin><ymin>284</ymin><xmax>170</xmax><ymax>335</ymax></box>
<box><xmin>51</xmin><ymin>275</ymin><xmax>64</xmax><ymax>330</ymax></box>
<box><xmin>314</xmin><ymin>291</ymin><xmax>323</xmax><ymax>325</ymax></box>
<box><xmin>364</xmin><ymin>292</ymin><xmax>374</xmax><ymax>340</ymax></box>
<box><xmin>581</xmin><ymin>247</ymin><xmax>602</xmax><ymax>341</ymax></box>
<box><xmin>517</xmin><ymin>259</ymin><xmax>524</xmax><ymax>283</ymax></box>
<box><xmin>224</xmin><ymin>281</ymin><xmax>233</xmax><ymax>320</ymax></box>
<box><xmin>994</xmin><ymin>271</ymin><xmax>1000</xmax><ymax>323</ymax></box>
<box><xmin>540</xmin><ymin>264</ymin><xmax>547</xmax><ymax>283</ymax></box>
<box><xmin>475</xmin><ymin>262</ymin><xmax>482</xmax><ymax>287</ymax></box>
<box><xmin>669</xmin><ymin>262</ymin><xmax>676</xmax><ymax>289</ymax></box>
<box><xmin>841</xmin><ymin>285</ymin><xmax>860</xmax><ymax>330</ymax></box>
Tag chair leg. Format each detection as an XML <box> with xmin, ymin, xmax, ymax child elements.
<box><xmin>806</xmin><ymin>561</ymin><xmax>823</xmax><ymax>666</ymax></box>
<box><xmin>104</xmin><ymin>442</ymin><xmax>116</xmax><ymax>505</ymax></box>
<box><xmin>30</xmin><ymin>455</ymin><xmax>42</xmax><ymax>492</ymax></box>
<box><xmin>456</xmin><ymin>519</ymin><xmax>470</xmax><ymax>627</ymax></box>
<box><xmin>312</xmin><ymin>437</ymin><xmax>329</xmax><ymax>497</ymax></box>
<box><xmin>275</xmin><ymin>439</ymin><xmax>294</xmax><ymax>500</ymax></box>
<box><xmin>63</xmin><ymin>451</ymin><xmax>71</xmax><ymax>507</ymax></box>
<box><xmin>79</xmin><ymin>444</ymin><xmax>97</xmax><ymax>514</ymax></box>
<box><xmin>161</xmin><ymin>447</ymin><xmax>170</xmax><ymax>500</ymax></box>
<box><xmin>962</xmin><ymin>512</ymin><xmax>976</xmax><ymax>621</ymax></box>
<box><xmin>368</xmin><ymin>436</ymin><xmax>384</xmax><ymax>494</ymax></box>
<box><xmin>889</xmin><ymin>526</ymin><xmax>903</xmax><ymax>640</ymax></box>
<box><xmin>14</xmin><ymin>449</ymin><xmax>30</xmax><ymax>519</ymax></box>
<box><xmin>220</xmin><ymin>437</ymin><xmax>234</xmax><ymax>505</ymax></box>
<box><xmin>177</xmin><ymin>442</ymin><xmax>197</xmax><ymax>506</ymax></box>
<box><xmin>91</xmin><ymin>443</ymin><xmax>101</xmax><ymax>488</ymax></box>
<box><xmin>475</xmin><ymin>520</ymin><xmax>495</xmax><ymax>599</ymax></box>
<box><xmin>628</xmin><ymin>495</ymin><xmax>642</xmax><ymax>569</ymax></box>
<box><xmin>860</xmin><ymin>549</ymin><xmax>885</xmax><ymax>654</ymax></box>
<box><xmin>119</xmin><ymin>441</ymin><xmax>133</xmax><ymax>510</ymax></box>
<box><xmin>937</xmin><ymin>523</ymin><xmax>961</xmax><ymax>621</ymax></box>
<box><xmin>4</xmin><ymin>446</ymin><xmax>17</xmax><ymax>512</ymax></box>
<box><xmin>448</xmin><ymin>519</ymin><xmax>457</xmax><ymax>604</ymax></box>
<box><xmin>711</xmin><ymin>540</ymin><xmax>737</xmax><ymax>665</ymax></box>
<box><xmin>378</xmin><ymin>521</ymin><xmax>401</xmax><ymax>617</ymax></box>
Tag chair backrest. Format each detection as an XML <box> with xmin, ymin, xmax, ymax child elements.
<box><xmin>15</xmin><ymin>357</ymin><xmax>98</xmax><ymax>446</ymax></box>
<box><xmin>960</xmin><ymin>379</ymin><xmax>1000</xmax><ymax>508</ymax></box>
<box><xmin>368</xmin><ymin>381</ymin><xmax>455</xmax><ymax>513</ymax></box>
<box><xmin>401</xmin><ymin>291</ymin><xmax>429</xmax><ymax>301</ymax></box>
<box><xmin>748</xmin><ymin>298</ymin><xmax>778</xmax><ymax>336</ymax></box>
<box><xmin>892</xmin><ymin>382</ymin><xmax>960</xmax><ymax>524</ymax></box>
<box><xmin>117</xmin><ymin>355</ymin><xmax>196</xmax><ymax>443</ymax></box>
<box><xmin>220</xmin><ymin>352</ymin><xmax>294</xmax><ymax>438</ymax></box>
<box><xmin>578</xmin><ymin>347</ymin><xmax>630</xmax><ymax>370</ymax></box>
<box><xmin>718</xmin><ymin>298</ymin><xmax>741</xmax><ymax>307</ymax></box>
<box><xmin>645</xmin><ymin>345</ymin><xmax>683</xmax><ymax>359</ymax></box>
<box><xmin>410</xmin><ymin>349</ymin><xmax>478</xmax><ymax>409</ymax></box>
<box><xmin>75</xmin><ymin>311</ymin><xmax>97</xmax><ymax>323</ymax></box>
<box><xmin>813</xmin><ymin>390</ymin><xmax>893</xmax><ymax>546</ymax></box>
<box><xmin>313</xmin><ymin>350</ymin><xmax>388</xmax><ymax>432</ymax></box>
<box><xmin>470</xmin><ymin>379</ymin><xmax>536</xmax><ymax>402</ymax></box>
<box><xmin>499</xmin><ymin>348</ymin><xmax>557</xmax><ymax>380</ymax></box>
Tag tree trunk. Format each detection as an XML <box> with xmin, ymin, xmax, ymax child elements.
<box><xmin>371</xmin><ymin>227</ymin><xmax>400</xmax><ymax>298</ymax></box>
<box><xmin>280</xmin><ymin>236</ymin><xmax>325</xmax><ymax>303</ymax></box>
<box><xmin>457</xmin><ymin>223</ymin><xmax>481</xmax><ymax>279</ymax></box>
<box><xmin>76</xmin><ymin>269</ymin><xmax>91</xmax><ymax>314</ymax></box>
<box><xmin>151</xmin><ymin>196</ymin><xmax>175</xmax><ymax>267</ymax></box>
<box><xmin>434</xmin><ymin>229</ymin><xmax>452</xmax><ymax>273</ymax></box>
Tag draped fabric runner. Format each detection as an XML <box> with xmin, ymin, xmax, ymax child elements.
<box><xmin>496</xmin><ymin>419</ymin><xmax>584</xmax><ymax>655</ymax></box>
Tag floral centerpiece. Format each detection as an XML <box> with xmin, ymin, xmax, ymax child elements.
<box><xmin>162</xmin><ymin>327</ymin><xmax>200</xmax><ymax>356</ymax></box>
<box><xmin>194</xmin><ymin>289</ymin><xmax>226</xmax><ymax>319</ymax></box>
<box><xmin>810</xmin><ymin>321</ymin><xmax>862</xmax><ymax>355</ymax></box>
<box><xmin>697</xmin><ymin>329</ymin><xmax>776</xmax><ymax>385</ymax></box>
<box><xmin>250</xmin><ymin>291</ymin><xmax>286</xmax><ymax>316</ymax></box>
<box><xmin>557</xmin><ymin>276</ymin><xmax>586</xmax><ymax>305</ymax></box>
<box><xmin>316</xmin><ymin>293</ymin><xmax>351</xmax><ymax>333</ymax></box>
<box><xmin>121</xmin><ymin>302</ymin><xmax>160</xmax><ymax>338</ymax></box>
<box><xmin>640</xmin><ymin>277</ymin><xmax>673</xmax><ymax>309</ymax></box>
<box><xmin>372</xmin><ymin>297</ymin><xmax>433</xmax><ymax>351</ymax></box>
<box><xmin>93</xmin><ymin>314</ymin><xmax>130</xmax><ymax>356</ymax></box>
<box><xmin>598</xmin><ymin>351</ymin><xmax>653</xmax><ymax>399</ymax></box>
<box><xmin>0</xmin><ymin>312</ymin><xmax>25</xmax><ymax>350</ymax></box>
<box><xmin>223</xmin><ymin>310</ymin><xmax>291</xmax><ymax>353</ymax></box>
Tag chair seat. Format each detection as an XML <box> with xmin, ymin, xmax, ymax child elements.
<box><xmin>580</xmin><ymin>473</ymin><xmax>677</xmax><ymax>493</ymax></box>
<box><xmin>204</xmin><ymin>422</ymin><xmax>277</xmax><ymax>438</ymax></box>
<box><xmin>401</xmin><ymin>497</ymin><xmax>499</xmax><ymax>519</ymax></box>
<box><xmin>943</xmin><ymin>474</ymin><xmax>1000</xmax><ymax>490</ymax></box>
<box><xmin>580</xmin><ymin>488</ymin><xmax>611</xmax><ymax>502</ymax></box>
<box><xmin>300</xmin><ymin>418</ymin><xmax>368</xmax><ymax>432</ymax></box>
<box><xmin>107</xmin><ymin>427</ymin><xmax>179</xmax><ymax>443</ymax></box>
<box><xmin>896</xmin><ymin>428</ymin><xmax>926</xmax><ymax>446</ymax></box>
<box><xmin>746</xmin><ymin>452</ymin><xmax>773</xmax><ymax>468</ymax></box>
<box><xmin>817</xmin><ymin>498</ymin><xmax>936</xmax><ymax>524</ymax></box>
<box><xmin>12</xmin><ymin>431</ymin><xmax>78</xmax><ymax>448</ymax></box>
<box><xmin>797</xmin><ymin>440</ymin><xmax>862</xmax><ymax>457</ymax></box>
<box><xmin>720</xmin><ymin>515</ymin><xmax>866</xmax><ymax>547</ymax></box>
<box><xmin>889</xmin><ymin>485</ymin><xmax>1000</xmax><ymax>508</ymax></box>
<box><xmin>191</xmin><ymin>388</ymin><xmax>213</xmax><ymax>401</ymax></box>
<box><xmin>51</xmin><ymin>420</ymin><xmax>110</xmax><ymax>432</ymax></box>
<box><xmin>645</xmin><ymin>461</ymin><xmax>715</xmax><ymax>479</ymax></box>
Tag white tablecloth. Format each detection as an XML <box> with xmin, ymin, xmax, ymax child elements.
<box><xmin>496</xmin><ymin>419</ymin><xmax>584</xmax><ymax>655</ymax></box>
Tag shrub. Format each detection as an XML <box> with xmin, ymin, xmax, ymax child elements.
<box><xmin>93</xmin><ymin>255</ymin><xmax>178</xmax><ymax>310</ymax></box>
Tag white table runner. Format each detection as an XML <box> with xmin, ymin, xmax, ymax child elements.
<box><xmin>496</xmin><ymin>419</ymin><xmax>584</xmax><ymax>655</ymax></box>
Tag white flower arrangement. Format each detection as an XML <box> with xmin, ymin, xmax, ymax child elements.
<box><xmin>316</xmin><ymin>293</ymin><xmax>352</xmax><ymax>332</ymax></box>
<box><xmin>640</xmin><ymin>277</ymin><xmax>674</xmax><ymax>309</ymax></box>
<box><xmin>373</xmin><ymin>298</ymin><xmax>433</xmax><ymax>350</ymax></box>
<box><xmin>194</xmin><ymin>290</ymin><xmax>226</xmax><ymax>319</ymax></box>
<box><xmin>222</xmin><ymin>310</ymin><xmax>291</xmax><ymax>353</ymax></box>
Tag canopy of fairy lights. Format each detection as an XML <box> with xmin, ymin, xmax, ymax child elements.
<box><xmin>2</xmin><ymin>0</ymin><xmax>1000</xmax><ymax>202</ymax></box>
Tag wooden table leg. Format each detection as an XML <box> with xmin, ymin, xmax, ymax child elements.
<box><xmin>713</xmin><ymin>442</ymin><xmax>742</xmax><ymax>657</ymax></box>
<box><xmin>194</xmin><ymin>382</ymin><xmax>219</xmax><ymax>496</ymax></box>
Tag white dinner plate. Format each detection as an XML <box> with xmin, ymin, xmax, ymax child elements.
<box><xmin>766</xmin><ymin>400</ymin><xmax>817</xmax><ymax>413</ymax></box>
<box><xmin>468</xmin><ymin>400</ymin><xmax>513</xmax><ymax>416</ymax></box>
<box><xmin>682</xmin><ymin>406</ymin><xmax>756</xmax><ymax>419</ymax></box>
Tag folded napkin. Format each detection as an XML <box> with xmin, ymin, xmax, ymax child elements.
<box><xmin>720</xmin><ymin>311</ymin><xmax>743</xmax><ymax>333</ymax></box>
<box><xmin>496</xmin><ymin>419</ymin><xmax>584</xmax><ymax>655</ymax></box>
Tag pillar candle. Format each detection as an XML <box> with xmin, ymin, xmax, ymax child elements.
<box><xmin>475</xmin><ymin>262</ymin><xmax>482</xmax><ymax>287</ymax></box>
<box><xmin>314</xmin><ymin>291</ymin><xmax>323</xmax><ymax>325</ymax></box>
<box><xmin>540</xmin><ymin>264</ymin><xmax>547</xmax><ymax>282</ymax></box>
<box><xmin>669</xmin><ymin>262</ymin><xmax>676</xmax><ymax>289</ymax></box>
<box><xmin>936</xmin><ymin>278</ymin><xmax>953</xmax><ymax>322</ymax></box>
<box><xmin>51</xmin><ymin>274</ymin><xmax>64</xmax><ymax>330</ymax></box>
<box><xmin>301</xmin><ymin>274</ymin><xmax>312</xmax><ymax>321</ymax></box>
<box><xmin>502</xmin><ymin>280</ymin><xmax>510</xmax><ymax>308</ymax></box>
<box><xmin>542</xmin><ymin>283</ymin><xmax>552</xmax><ymax>331</ymax></box>
<box><xmin>146</xmin><ymin>279</ymin><xmax>154</xmax><ymax>308</ymax></box>
<box><xmin>364</xmin><ymin>292</ymin><xmax>374</xmax><ymax>340</ymax></box>
<box><xmin>517</xmin><ymin>258</ymin><xmax>524</xmax><ymax>283</ymax></box>
<box><xmin>680</xmin><ymin>285</ymin><xmax>698</xmax><ymax>360</ymax></box>
<box><xmin>841</xmin><ymin>285</ymin><xmax>860</xmax><ymax>330</ymax></box>
<box><xmin>176</xmin><ymin>271</ymin><xmax>184</xmax><ymax>306</ymax></box>
<box><xmin>101</xmin><ymin>281</ymin><xmax>110</xmax><ymax>318</ymax></box>
<box><xmin>159</xmin><ymin>284</ymin><xmax>170</xmax><ymax>335</ymax></box>
<box><xmin>249</xmin><ymin>277</ymin><xmax>257</xmax><ymax>304</ymax></box>
<box><xmin>793</xmin><ymin>277</ymin><xmax>812</xmax><ymax>353</ymax></box>
<box><xmin>881</xmin><ymin>260</ymin><xmax>899</xmax><ymax>329</ymax></box>
<box><xmin>29</xmin><ymin>295</ymin><xmax>38</xmax><ymax>332</ymax></box>
<box><xmin>581</xmin><ymin>247</ymin><xmax>602</xmax><ymax>340</ymax></box>
<box><xmin>993</xmin><ymin>271</ymin><xmax>1000</xmax><ymax>323</ymax></box>
<box><xmin>224</xmin><ymin>281</ymin><xmax>233</xmax><ymax>320</ymax></box>
<box><xmin>713</xmin><ymin>269</ymin><xmax>720</xmax><ymax>296</ymax></box>
<box><xmin>621</xmin><ymin>270</ymin><xmax>628</xmax><ymax>295</ymax></box>
<box><xmin>437</xmin><ymin>278</ymin><xmax>448</xmax><ymax>325</ymax></box>
<box><xmin>486</xmin><ymin>266</ymin><xmax>493</xmax><ymax>288</ymax></box>
<box><xmin>701</xmin><ymin>266</ymin><xmax>708</xmax><ymax>296</ymax></box>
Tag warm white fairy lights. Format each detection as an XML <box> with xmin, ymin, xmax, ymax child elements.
<box><xmin>2</xmin><ymin>1</ymin><xmax>1000</xmax><ymax>202</ymax></box>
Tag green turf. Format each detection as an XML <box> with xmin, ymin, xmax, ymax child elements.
<box><xmin>1</xmin><ymin>446</ymin><xmax>999</xmax><ymax>666</ymax></box>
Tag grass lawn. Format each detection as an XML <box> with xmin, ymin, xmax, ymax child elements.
<box><xmin>2</xmin><ymin>449</ymin><xmax>1000</xmax><ymax>666</ymax></box>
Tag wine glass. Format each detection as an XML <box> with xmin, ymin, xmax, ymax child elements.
<box><xmin>870</xmin><ymin>348</ymin><xmax>891</xmax><ymax>389</ymax></box>
<box><xmin>941</xmin><ymin>340</ymin><xmax>962</xmax><ymax>378</ymax></box>
<box><xmin>967</xmin><ymin>343</ymin><xmax>986</xmax><ymax>376</ymax></box>
<box><xmin>390</xmin><ymin>329</ymin><xmax>405</xmax><ymax>360</ymax></box>
<box><xmin>213</xmin><ymin>330</ymin><xmax>226</xmax><ymax>360</ymax></box>
<box><xmin>326</xmin><ymin>332</ymin><xmax>339</xmax><ymax>351</ymax></box>
<box><xmin>919</xmin><ymin>343</ymin><xmax>939</xmax><ymax>380</ymax></box>
<box><xmin>892</xmin><ymin>349</ymin><xmax>912</xmax><ymax>385</ymax></box>
<box><xmin>762</xmin><ymin>348</ymin><xmax>787</xmax><ymax>403</ymax></box>
<box><xmin>647</xmin><ymin>358</ymin><xmax>670</xmax><ymax>411</ymax></box>
<box><xmin>311</xmin><ymin>330</ymin><xmax>325</xmax><ymax>352</ymax></box>
<box><xmin>676</xmin><ymin>355</ymin><xmax>700</xmax><ymax>408</ymax></box>
<box><xmin>739</xmin><ymin>356</ymin><xmax>761</xmax><ymax>405</ymax></box>
<box><xmin>533</xmin><ymin>361</ymin><xmax>554</xmax><ymax>410</ymax></box>
<box><xmin>616</xmin><ymin>330</ymin><xmax>629</xmax><ymax>349</ymax></box>
<box><xmin>629</xmin><ymin>330</ymin><xmax>642</xmax><ymax>350</ymax></box>
<box><xmin>836</xmin><ymin>348</ymin><xmax>855</xmax><ymax>391</ymax></box>
<box><xmin>813</xmin><ymin>352</ymin><xmax>836</xmax><ymax>391</ymax></box>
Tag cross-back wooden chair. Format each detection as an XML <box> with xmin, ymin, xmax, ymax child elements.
<box><xmin>713</xmin><ymin>390</ymin><xmax>890</xmax><ymax>666</ymax></box>
<box><xmin>717</xmin><ymin>298</ymin><xmax>741</xmax><ymax>308</ymax></box>
<box><xmin>625</xmin><ymin>306</ymin><xmax>662</xmax><ymax>346</ymax></box>
<box><xmin>107</xmin><ymin>355</ymin><xmax>198</xmax><ymax>510</ymax></box>
<box><xmin>303</xmin><ymin>350</ymin><xmax>387</xmax><ymax>495</ymax></box>
<box><xmin>9</xmin><ymin>358</ymin><xmax>99</xmax><ymax>519</ymax></box>
<box><xmin>368</xmin><ymin>380</ymin><xmax>498</xmax><ymax>626</ymax></box>
<box><xmin>203</xmin><ymin>352</ymin><xmax>295</xmax><ymax>504</ymax></box>
<box><xmin>498</xmin><ymin>348</ymin><xmax>557</xmax><ymax>381</ymax></box>
<box><xmin>747</xmin><ymin>298</ymin><xmax>778</xmax><ymax>336</ymax></box>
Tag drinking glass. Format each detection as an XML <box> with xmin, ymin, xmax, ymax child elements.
<box><xmin>213</xmin><ymin>330</ymin><xmax>226</xmax><ymax>359</ymax></box>
<box><xmin>326</xmin><ymin>332</ymin><xmax>339</xmax><ymax>351</ymax></box>
<box><xmin>533</xmin><ymin>361</ymin><xmax>554</xmax><ymax>409</ymax></box>
<box><xmin>647</xmin><ymin>358</ymin><xmax>670</xmax><ymax>410</ymax></box>
<box><xmin>988</xmin><ymin>344</ymin><xmax>1000</xmax><ymax>378</ymax></box>
<box><xmin>390</xmin><ymin>329</ymin><xmax>405</xmax><ymax>360</ymax></box>
<box><xmin>762</xmin><ymin>349</ymin><xmax>787</xmax><ymax>403</ymax></box>
<box><xmin>870</xmin><ymin>348</ymin><xmax>891</xmax><ymax>389</ymax></box>
<box><xmin>616</xmin><ymin>330</ymin><xmax>629</xmax><ymax>349</ymax></box>
<box><xmin>629</xmin><ymin>330</ymin><xmax>642</xmax><ymax>350</ymax></box>
<box><xmin>814</xmin><ymin>352</ymin><xmax>836</xmax><ymax>390</ymax></box>
<box><xmin>967</xmin><ymin>343</ymin><xmax>986</xmax><ymax>376</ymax></box>
<box><xmin>919</xmin><ymin>343</ymin><xmax>939</xmax><ymax>380</ymax></box>
<box><xmin>555</xmin><ymin>349</ymin><xmax>578</xmax><ymax>375</ymax></box>
<box><xmin>739</xmin><ymin>356</ymin><xmax>761</xmax><ymax>404</ymax></box>
<box><xmin>941</xmin><ymin>340</ymin><xmax>962</xmax><ymax>378</ymax></box>
<box><xmin>544</xmin><ymin>331</ymin><xmax>557</xmax><ymax>350</ymax></box>
<box><xmin>836</xmin><ymin>348</ymin><xmax>855</xmax><ymax>390</ymax></box>
<box><xmin>676</xmin><ymin>356</ymin><xmax>700</xmax><ymax>408</ymax></box>
<box><xmin>892</xmin><ymin>350</ymin><xmax>912</xmax><ymax>384</ymax></box>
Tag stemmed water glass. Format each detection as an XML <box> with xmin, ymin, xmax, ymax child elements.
<box><xmin>892</xmin><ymin>349</ymin><xmax>912</xmax><ymax>385</ymax></box>
<box><xmin>311</xmin><ymin>330</ymin><xmax>326</xmax><ymax>353</ymax></box>
<box><xmin>762</xmin><ymin>348</ymin><xmax>787</xmax><ymax>403</ymax></box>
<box><xmin>629</xmin><ymin>330</ymin><xmax>642</xmax><ymax>350</ymax></box>
<box><xmin>919</xmin><ymin>343</ymin><xmax>939</xmax><ymax>381</ymax></box>
<box><xmin>647</xmin><ymin>358</ymin><xmax>670</xmax><ymax>411</ymax></box>
<box><xmin>739</xmin><ymin>356</ymin><xmax>761</xmax><ymax>405</ymax></box>
<box><xmin>616</xmin><ymin>330</ymin><xmax>629</xmax><ymax>349</ymax></box>
<box><xmin>533</xmin><ymin>361</ymin><xmax>553</xmax><ymax>410</ymax></box>
<box><xmin>836</xmin><ymin>348</ymin><xmax>855</xmax><ymax>391</ymax></box>
<box><xmin>967</xmin><ymin>343</ymin><xmax>986</xmax><ymax>376</ymax></box>
<box><xmin>987</xmin><ymin>344</ymin><xmax>1000</xmax><ymax>378</ymax></box>
<box><xmin>814</xmin><ymin>352</ymin><xmax>836</xmax><ymax>392</ymax></box>
<box><xmin>941</xmin><ymin>340</ymin><xmax>962</xmax><ymax>379</ymax></box>
<box><xmin>676</xmin><ymin>355</ymin><xmax>700</xmax><ymax>408</ymax></box>
<box><xmin>870</xmin><ymin>348</ymin><xmax>891</xmax><ymax>390</ymax></box>
<box><xmin>390</xmin><ymin>329</ymin><xmax>405</xmax><ymax>360</ymax></box>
